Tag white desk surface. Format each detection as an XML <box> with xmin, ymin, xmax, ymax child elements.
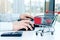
<box><xmin>0</xmin><ymin>21</ymin><xmax>60</xmax><ymax>40</ymax></box>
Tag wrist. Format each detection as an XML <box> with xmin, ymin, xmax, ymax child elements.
<box><xmin>13</xmin><ymin>21</ymin><xmax>18</xmax><ymax>31</ymax></box>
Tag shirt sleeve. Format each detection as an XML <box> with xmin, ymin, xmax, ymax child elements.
<box><xmin>0</xmin><ymin>13</ymin><xmax>20</xmax><ymax>22</ymax></box>
<box><xmin>0</xmin><ymin>22</ymin><xmax>13</xmax><ymax>31</ymax></box>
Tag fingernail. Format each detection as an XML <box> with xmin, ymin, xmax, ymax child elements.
<box><xmin>31</xmin><ymin>29</ymin><xmax>33</xmax><ymax>30</ymax></box>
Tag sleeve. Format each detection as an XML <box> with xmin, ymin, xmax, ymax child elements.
<box><xmin>0</xmin><ymin>22</ymin><xmax>13</xmax><ymax>31</ymax></box>
<box><xmin>10</xmin><ymin>13</ymin><xmax>20</xmax><ymax>21</ymax></box>
<box><xmin>0</xmin><ymin>13</ymin><xmax>21</xmax><ymax>31</ymax></box>
<box><xmin>0</xmin><ymin>13</ymin><xmax>20</xmax><ymax>22</ymax></box>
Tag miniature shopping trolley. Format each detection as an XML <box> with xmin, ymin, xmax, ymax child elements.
<box><xmin>34</xmin><ymin>15</ymin><xmax>57</xmax><ymax>36</ymax></box>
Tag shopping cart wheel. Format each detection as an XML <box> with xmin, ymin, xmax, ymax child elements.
<box><xmin>42</xmin><ymin>30</ymin><xmax>44</xmax><ymax>33</ymax></box>
<box><xmin>36</xmin><ymin>32</ymin><xmax>38</xmax><ymax>36</ymax></box>
<box><xmin>51</xmin><ymin>32</ymin><xmax>54</xmax><ymax>35</ymax></box>
<box><xmin>40</xmin><ymin>33</ymin><xmax>43</xmax><ymax>36</ymax></box>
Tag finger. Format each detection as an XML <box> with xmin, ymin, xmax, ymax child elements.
<box><xmin>23</xmin><ymin>26</ymin><xmax>28</xmax><ymax>31</ymax></box>
<box><xmin>24</xmin><ymin>24</ymin><xmax>33</xmax><ymax>30</ymax></box>
<box><xmin>24</xmin><ymin>20</ymin><xmax>34</xmax><ymax>27</ymax></box>
<box><xmin>22</xmin><ymin>20</ymin><xmax>30</xmax><ymax>23</ymax></box>
<box><xmin>27</xmin><ymin>24</ymin><xmax>33</xmax><ymax>30</ymax></box>
<box><xmin>22</xmin><ymin>18</ymin><xmax>31</xmax><ymax>20</ymax></box>
<box><xmin>25</xmin><ymin>14</ymin><xmax>33</xmax><ymax>19</ymax></box>
<box><xmin>29</xmin><ymin>21</ymin><xmax>34</xmax><ymax>27</ymax></box>
<box><xmin>21</xmin><ymin>20</ymin><xmax>34</xmax><ymax>27</ymax></box>
<box><xmin>25</xmin><ymin>21</ymin><xmax>34</xmax><ymax>27</ymax></box>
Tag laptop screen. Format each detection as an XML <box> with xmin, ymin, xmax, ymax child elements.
<box><xmin>45</xmin><ymin>0</ymin><xmax>55</xmax><ymax>16</ymax></box>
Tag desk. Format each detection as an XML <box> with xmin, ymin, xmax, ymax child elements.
<box><xmin>0</xmin><ymin>21</ymin><xmax>60</xmax><ymax>40</ymax></box>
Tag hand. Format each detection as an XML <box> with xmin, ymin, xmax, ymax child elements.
<box><xmin>20</xmin><ymin>14</ymin><xmax>33</xmax><ymax>20</ymax></box>
<box><xmin>13</xmin><ymin>20</ymin><xmax>34</xmax><ymax>31</ymax></box>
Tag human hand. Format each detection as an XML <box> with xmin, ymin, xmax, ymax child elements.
<box><xmin>13</xmin><ymin>20</ymin><xmax>34</xmax><ymax>31</ymax></box>
<box><xmin>20</xmin><ymin>14</ymin><xmax>33</xmax><ymax>20</ymax></box>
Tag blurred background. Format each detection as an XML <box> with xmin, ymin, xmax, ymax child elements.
<box><xmin>0</xmin><ymin>0</ymin><xmax>60</xmax><ymax>21</ymax></box>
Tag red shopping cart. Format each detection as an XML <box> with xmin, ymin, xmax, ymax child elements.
<box><xmin>34</xmin><ymin>15</ymin><xmax>57</xmax><ymax>36</ymax></box>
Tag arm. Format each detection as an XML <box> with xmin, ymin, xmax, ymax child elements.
<box><xmin>0</xmin><ymin>20</ymin><xmax>34</xmax><ymax>31</ymax></box>
<box><xmin>0</xmin><ymin>13</ymin><xmax>34</xmax><ymax>31</ymax></box>
<box><xmin>0</xmin><ymin>13</ymin><xmax>20</xmax><ymax>31</ymax></box>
